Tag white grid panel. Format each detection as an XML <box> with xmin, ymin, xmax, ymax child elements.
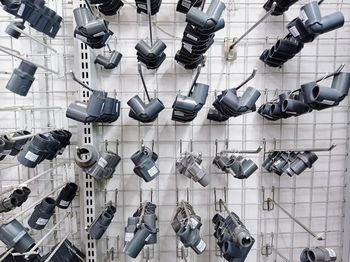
<box><xmin>0</xmin><ymin>0</ymin><xmax>348</xmax><ymax>261</ymax></box>
<box><xmin>87</xmin><ymin>0</ymin><xmax>350</xmax><ymax>261</ymax></box>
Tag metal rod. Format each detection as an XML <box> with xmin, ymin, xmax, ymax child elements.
<box><xmin>138</xmin><ymin>63</ymin><xmax>151</xmax><ymax>102</ymax></box>
<box><xmin>4</xmin><ymin>183</ymin><xmax>65</xmax><ymax>224</ymax></box>
<box><xmin>106</xmin><ymin>44</ymin><xmax>112</xmax><ymax>52</ymax></box>
<box><xmin>221</xmin><ymin>146</ymin><xmax>262</xmax><ymax>154</ymax></box>
<box><xmin>0</xmin><ymin>45</ymin><xmax>22</xmax><ymax>56</ymax></box>
<box><xmin>268</xmin><ymin>144</ymin><xmax>336</xmax><ymax>153</ymax></box>
<box><xmin>8</xmin><ymin>24</ymin><xmax>57</xmax><ymax>53</ymax></box>
<box><xmin>43</xmin><ymin>233</ymin><xmax>70</xmax><ymax>262</ymax></box>
<box><xmin>68</xmin><ymin>71</ymin><xmax>94</xmax><ymax>91</ymax></box>
<box><xmin>230</xmin><ymin>3</ymin><xmax>276</xmax><ymax>49</ymax></box>
<box><xmin>0</xmin><ymin>163</ymin><xmax>68</xmax><ymax>196</ymax></box>
<box><xmin>146</xmin><ymin>0</ymin><xmax>153</xmax><ymax>46</ymax></box>
<box><xmin>218</xmin><ymin>199</ymin><xmax>239</xmax><ymax>227</ymax></box>
<box><xmin>235</xmin><ymin>68</ymin><xmax>258</xmax><ymax>90</ymax></box>
<box><xmin>315</xmin><ymin>64</ymin><xmax>345</xmax><ymax>83</ymax></box>
<box><xmin>1</xmin><ymin>128</ymin><xmax>66</xmax><ymax>142</ymax></box>
<box><xmin>84</xmin><ymin>0</ymin><xmax>94</xmax><ymax>14</ymax></box>
<box><xmin>25</xmin><ymin>213</ymin><xmax>71</xmax><ymax>258</ymax></box>
<box><xmin>188</xmin><ymin>63</ymin><xmax>203</xmax><ymax>96</ymax></box>
<box><xmin>0</xmin><ymin>248</ymin><xmax>14</xmax><ymax>262</ymax></box>
<box><xmin>273</xmin><ymin>248</ymin><xmax>290</xmax><ymax>262</ymax></box>
<box><xmin>0</xmin><ymin>45</ymin><xmax>59</xmax><ymax>75</ymax></box>
<box><xmin>268</xmin><ymin>198</ymin><xmax>325</xmax><ymax>240</ymax></box>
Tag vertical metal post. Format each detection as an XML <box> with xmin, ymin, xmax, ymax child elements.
<box><xmin>74</xmin><ymin>0</ymin><xmax>99</xmax><ymax>260</ymax></box>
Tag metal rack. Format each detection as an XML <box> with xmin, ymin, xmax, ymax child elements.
<box><xmin>0</xmin><ymin>0</ymin><xmax>348</xmax><ymax>261</ymax></box>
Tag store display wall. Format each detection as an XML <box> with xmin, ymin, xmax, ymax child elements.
<box><xmin>0</xmin><ymin>0</ymin><xmax>349</xmax><ymax>261</ymax></box>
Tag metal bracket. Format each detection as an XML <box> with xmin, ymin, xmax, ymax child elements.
<box><xmin>139</xmin><ymin>188</ymin><xmax>153</xmax><ymax>204</ymax></box>
<box><xmin>224</xmin><ymin>37</ymin><xmax>237</xmax><ymax>61</ymax></box>
<box><xmin>260</xmin><ymin>232</ymin><xmax>274</xmax><ymax>256</ymax></box>
<box><xmin>176</xmin><ymin>187</ymin><xmax>190</xmax><ymax>206</ymax></box>
<box><xmin>262</xmin><ymin>186</ymin><xmax>275</xmax><ymax>211</ymax></box>
<box><xmin>235</xmin><ymin>68</ymin><xmax>258</xmax><ymax>91</ymax></box>
<box><xmin>214</xmin><ymin>187</ymin><xmax>227</xmax><ymax>212</ymax></box>
<box><xmin>215</xmin><ymin>139</ymin><xmax>229</xmax><ymax>156</ymax></box>
<box><xmin>224</xmin><ymin>3</ymin><xmax>276</xmax><ymax>61</ymax></box>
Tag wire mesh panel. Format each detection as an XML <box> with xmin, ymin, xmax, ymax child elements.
<box><xmin>0</xmin><ymin>0</ymin><xmax>81</xmax><ymax>258</ymax></box>
<box><xmin>0</xmin><ymin>0</ymin><xmax>348</xmax><ymax>261</ymax></box>
<box><xmin>84</xmin><ymin>0</ymin><xmax>350</xmax><ymax>261</ymax></box>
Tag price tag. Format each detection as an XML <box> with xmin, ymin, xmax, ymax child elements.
<box><xmin>17</xmin><ymin>4</ymin><xmax>26</xmax><ymax>16</ymax></box>
<box><xmin>36</xmin><ymin>218</ymin><xmax>49</xmax><ymax>226</ymax></box>
<box><xmin>59</xmin><ymin>200</ymin><xmax>70</xmax><ymax>207</ymax></box>
<box><xmin>196</xmin><ymin>239</ymin><xmax>206</xmax><ymax>252</ymax></box>
<box><xmin>148</xmin><ymin>166</ymin><xmax>159</xmax><ymax>177</ymax></box>
<box><xmin>98</xmin><ymin>157</ymin><xmax>108</xmax><ymax>168</ymax></box>
<box><xmin>289</xmin><ymin>26</ymin><xmax>300</xmax><ymax>37</ymax></box>
<box><xmin>25</xmin><ymin>151</ymin><xmax>39</xmax><ymax>162</ymax></box>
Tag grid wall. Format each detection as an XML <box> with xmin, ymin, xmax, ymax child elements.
<box><xmin>0</xmin><ymin>0</ymin><xmax>349</xmax><ymax>261</ymax></box>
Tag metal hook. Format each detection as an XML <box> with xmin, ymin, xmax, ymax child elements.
<box><xmin>40</xmin><ymin>233</ymin><xmax>70</xmax><ymax>261</ymax></box>
<box><xmin>221</xmin><ymin>146</ymin><xmax>262</xmax><ymax>154</ymax></box>
<box><xmin>267</xmin><ymin>143</ymin><xmax>336</xmax><ymax>153</ymax></box>
<box><xmin>0</xmin><ymin>45</ymin><xmax>59</xmax><ymax>75</ymax></box>
<box><xmin>235</xmin><ymin>68</ymin><xmax>258</xmax><ymax>91</ymax></box>
<box><xmin>180</xmin><ymin>139</ymin><xmax>183</xmax><ymax>154</ymax></box>
<box><xmin>315</xmin><ymin>64</ymin><xmax>345</xmax><ymax>83</ymax></box>
<box><xmin>262</xmin><ymin>186</ymin><xmax>275</xmax><ymax>211</ymax></box>
<box><xmin>190</xmin><ymin>139</ymin><xmax>193</xmax><ymax>152</ymax></box>
<box><xmin>218</xmin><ymin>199</ymin><xmax>239</xmax><ymax>227</ymax></box>
<box><xmin>215</xmin><ymin>139</ymin><xmax>218</xmax><ymax>155</ymax></box>
<box><xmin>114</xmin><ymin>189</ymin><xmax>118</xmax><ymax>207</ymax></box>
<box><xmin>25</xmin><ymin>212</ymin><xmax>71</xmax><ymax>259</ymax></box>
<box><xmin>116</xmin><ymin>139</ymin><xmax>119</xmax><ymax>155</ymax></box>
<box><xmin>188</xmin><ymin>60</ymin><xmax>205</xmax><ymax>96</ymax></box>
<box><xmin>268</xmin><ymin>198</ymin><xmax>325</xmax><ymax>241</ymax></box>
<box><xmin>106</xmin><ymin>44</ymin><xmax>112</xmax><ymax>53</ymax></box>
<box><xmin>214</xmin><ymin>187</ymin><xmax>227</xmax><ymax>212</ymax></box>
<box><xmin>84</xmin><ymin>0</ymin><xmax>95</xmax><ymax>15</ymax></box>
<box><xmin>261</xmin><ymin>232</ymin><xmax>274</xmax><ymax>256</ymax></box>
<box><xmin>8</xmin><ymin>23</ymin><xmax>57</xmax><ymax>53</ymax></box>
<box><xmin>105</xmin><ymin>140</ymin><xmax>109</xmax><ymax>151</ymax></box>
<box><xmin>138</xmin><ymin>63</ymin><xmax>151</xmax><ymax>102</ymax></box>
<box><xmin>4</xmin><ymin>183</ymin><xmax>65</xmax><ymax>224</ymax></box>
<box><xmin>67</xmin><ymin>71</ymin><xmax>94</xmax><ymax>92</ymax></box>
<box><xmin>146</xmin><ymin>0</ymin><xmax>153</xmax><ymax>46</ymax></box>
<box><xmin>139</xmin><ymin>188</ymin><xmax>143</xmax><ymax>204</ymax></box>
<box><xmin>229</xmin><ymin>3</ymin><xmax>277</xmax><ymax>50</ymax></box>
<box><xmin>176</xmin><ymin>188</ymin><xmax>190</xmax><ymax>206</ymax></box>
